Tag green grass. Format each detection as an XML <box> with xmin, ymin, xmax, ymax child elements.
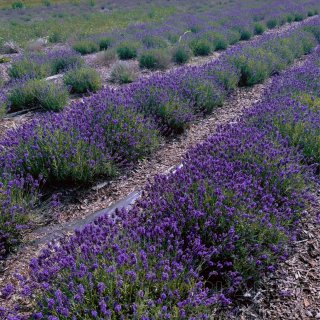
<box><xmin>0</xmin><ymin>0</ymin><xmax>82</xmax><ymax>9</ymax></box>
<box><xmin>63</xmin><ymin>67</ymin><xmax>102</xmax><ymax>93</ymax></box>
<box><xmin>0</xmin><ymin>5</ymin><xmax>176</xmax><ymax>45</ymax></box>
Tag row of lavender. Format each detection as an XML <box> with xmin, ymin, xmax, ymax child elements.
<box><xmin>0</xmin><ymin>18</ymin><xmax>319</xmax><ymax>261</ymax></box>
<box><xmin>2</xmin><ymin>0</ymin><xmax>318</xmax><ymax>50</ymax></box>
<box><xmin>1</xmin><ymin>48</ymin><xmax>102</xmax><ymax>114</ymax></box>
<box><xmin>2</xmin><ymin>2</ymin><xmax>319</xmax><ymax>117</ymax></box>
<box><xmin>3</xmin><ymin>28</ymin><xmax>320</xmax><ymax>320</ymax></box>
<box><xmin>75</xmin><ymin>0</ymin><xmax>320</xmax><ymax>57</ymax></box>
<box><xmin>3</xmin><ymin>6</ymin><xmax>318</xmax><ymax>117</ymax></box>
<box><xmin>3</xmin><ymin>1</ymin><xmax>320</xmax><ymax>89</ymax></box>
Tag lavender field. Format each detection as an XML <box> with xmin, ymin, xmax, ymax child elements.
<box><xmin>0</xmin><ymin>0</ymin><xmax>320</xmax><ymax>319</ymax></box>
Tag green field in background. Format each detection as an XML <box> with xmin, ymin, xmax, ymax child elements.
<box><xmin>0</xmin><ymin>4</ymin><xmax>176</xmax><ymax>45</ymax></box>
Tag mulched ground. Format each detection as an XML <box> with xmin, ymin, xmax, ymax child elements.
<box><xmin>235</xmin><ymin>189</ymin><xmax>320</xmax><ymax>320</ymax></box>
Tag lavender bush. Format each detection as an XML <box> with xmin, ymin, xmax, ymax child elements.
<box><xmin>8</xmin><ymin>49</ymin><xmax>83</xmax><ymax>80</ymax></box>
<box><xmin>28</xmin><ymin>213</ymin><xmax>213</xmax><ymax>319</ymax></box>
<box><xmin>8</xmin><ymin>79</ymin><xmax>69</xmax><ymax>112</ymax></box>
<box><xmin>8</xmin><ymin>55</ymin><xmax>51</xmax><ymax>80</ymax></box>
<box><xmin>98</xmin><ymin>37</ymin><xmax>113</xmax><ymax>50</ymax></box>
<box><xmin>110</xmin><ymin>61</ymin><xmax>138</xmax><ymax>84</ymax></box>
<box><xmin>117</xmin><ymin>41</ymin><xmax>139</xmax><ymax>60</ymax></box>
<box><xmin>1</xmin><ymin>94</ymin><xmax>159</xmax><ymax>184</ymax></box>
<box><xmin>189</xmin><ymin>39</ymin><xmax>212</xmax><ymax>56</ymax></box>
<box><xmin>171</xmin><ymin>45</ymin><xmax>191</xmax><ymax>64</ymax></box>
<box><xmin>48</xmin><ymin>48</ymin><xmax>83</xmax><ymax>74</ymax></box>
<box><xmin>254</xmin><ymin>23</ymin><xmax>265</xmax><ymax>35</ymax></box>
<box><xmin>63</xmin><ymin>67</ymin><xmax>102</xmax><ymax>94</ymax></box>
<box><xmin>94</xmin><ymin>49</ymin><xmax>118</xmax><ymax>67</ymax></box>
<box><xmin>229</xmin><ymin>30</ymin><xmax>317</xmax><ymax>86</ymax></box>
<box><xmin>72</xmin><ymin>40</ymin><xmax>99</xmax><ymax>55</ymax></box>
<box><xmin>139</xmin><ymin>48</ymin><xmax>171</xmax><ymax>70</ymax></box>
<box><xmin>126</xmin><ymin>24</ymin><xmax>320</xmax><ymax>130</ymax></box>
<box><xmin>129</xmin><ymin>77</ymin><xmax>195</xmax><ymax>134</ymax></box>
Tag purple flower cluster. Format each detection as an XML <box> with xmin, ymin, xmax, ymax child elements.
<box><xmin>6</xmin><ymin>27</ymin><xmax>319</xmax><ymax>319</ymax></box>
